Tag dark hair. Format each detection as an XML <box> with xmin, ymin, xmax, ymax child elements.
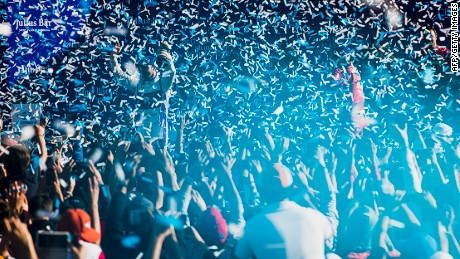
<box><xmin>259</xmin><ymin>164</ymin><xmax>294</xmax><ymax>203</ymax></box>
<box><xmin>4</xmin><ymin>145</ymin><xmax>31</xmax><ymax>178</ymax></box>
<box><xmin>139</xmin><ymin>64</ymin><xmax>154</xmax><ymax>79</ymax></box>
<box><xmin>29</xmin><ymin>194</ymin><xmax>53</xmax><ymax>218</ymax></box>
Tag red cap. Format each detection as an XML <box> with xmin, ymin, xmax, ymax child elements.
<box><xmin>197</xmin><ymin>206</ymin><xmax>228</xmax><ymax>246</ymax></box>
<box><xmin>57</xmin><ymin>209</ymin><xmax>100</xmax><ymax>244</ymax></box>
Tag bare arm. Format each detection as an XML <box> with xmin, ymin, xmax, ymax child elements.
<box><xmin>89</xmin><ymin>177</ymin><xmax>101</xmax><ymax>245</ymax></box>
<box><xmin>394</xmin><ymin>124</ymin><xmax>423</xmax><ymax>193</ymax></box>
<box><xmin>431</xmin><ymin>149</ymin><xmax>449</xmax><ymax>184</ymax></box>
<box><xmin>35</xmin><ymin>125</ymin><xmax>48</xmax><ymax>170</ymax></box>
<box><xmin>217</xmin><ymin>159</ymin><xmax>245</xmax><ymax>226</ymax></box>
<box><xmin>146</xmin><ymin>223</ymin><xmax>183</xmax><ymax>259</ymax></box>
<box><xmin>370</xmin><ymin>140</ymin><xmax>382</xmax><ymax>180</ymax></box>
<box><xmin>163</xmin><ymin>151</ymin><xmax>181</xmax><ymax>192</ymax></box>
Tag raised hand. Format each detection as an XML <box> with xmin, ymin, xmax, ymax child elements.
<box><xmin>6</xmin><ymin>181</ymin><xmax>28</xmax><ymax>217</ymax></box>
<box><xmin>53</xmin><ymin>167</ymin><xmax>64</xmax><ymax>202</ymax></box>
<box><xmin>394</xmin><ymin>123</ymin><xmax>409</xmax><ymax>147</ymax></box>
<box><xmin>89</xmin><ymin>176</ymin><xmax>100</xmax><ymax>207</ymax></box>
<box><xmin>88</xmin><ymin>160</ymin><xmax>104</xmax><ymax>185</ymax></box>
<box><xmin>34</xmin><ymin>124</ymin><xmax>45</xmax><ymax>137</ymax></box>
<box><xmin>190</xmin><ymin>190</ymin><xmax>207</xmax><ymax>212</ymax></box>
<box><xmin>157</xmin><ymin>41</ymin><xmax>174</xmax><ymax>69</ymax></box>
<box><xmin>63</xmin><ymin>159</ymin><xmax>77</xmax><ymax>177</ymax></box>
<box><xmin>315</xmin><ymin>145</ymin><xmax>327</xmax><ymax>167</ymax></box>
<box><xmin>205</xmin><ymin>140</ymin><xmax>216</xmax><ymax>159</ymax></box>
<box><xmin>370</xmin><ymin>138</ymin><xmax>378</xmax><ymax>155</ymax></box>
<box><xmin>107</xmin><ymin>150</ymin><xmax>114</xmax><ymax>165</ymax></box>
<box><xmin>65</xmin><ymin>175</ymin><xmax>76</xmax><ymax>200</ymax></box>
<box><xmin>113</xmin><ymin>43</ymin><xmax>122</xmax><ymax>55</ymax></box>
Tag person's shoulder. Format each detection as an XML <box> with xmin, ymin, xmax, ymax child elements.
<box><xmin>298</xmin><ymin>206</ymin><xmax>329</xmax><ymax>220</ymax></box>
<box><xmin>243</xmin><ymin>207</ymin><xmax>277</xmax><ymax>232</ymax></box>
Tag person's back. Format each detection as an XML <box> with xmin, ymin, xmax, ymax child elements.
<box><xmin>235</xmin><ymin>163</ymin><xmax>333</xmax><ymax>259</ymax></box>
<box><xmin>236</xmin><ymin>200</ymin><xmax>332</xmax><ymax>259</ymax></box>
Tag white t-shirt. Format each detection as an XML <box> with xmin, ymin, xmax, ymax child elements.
<box><xmin>80</xmin><ymin>240</ymin><xmax>104</xmax><ymax>259</ymax></box>
<box><xmin>235</xmin><ymin>200</ymin><xmax>333</xmax><ymax>259</ymax></box>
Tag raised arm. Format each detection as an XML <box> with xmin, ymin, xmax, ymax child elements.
<box><xmin>110</xmin><ymin>44</ymin><xmax>135</xmax><ymax>82</ymax></box>
<box><xmin>370</xmin><ymin>139</ymin><xmax>382</xmax><ymax>180</ymax></box>
<box><xmin>158</xmin><ymin>41</ymin><xmax>176</xmax><ymax>94</ymax></box>
<box><xmin>89</xmin><ymin>176</ymin><xmax>101</xmax><ymax>245</ymax></box>
<box><xmin>314</xmin><ymin>145</ymin><xmax>338</xmax><ymax>248</ymax></box>
<box><xmin>175</xmin><ymin>116</ymin><xmax>186</xmax><ymax>155</ymax></box>
<box><xmin>34</xmin><ymin>124</ymin><xmax>48</xmax><ymax>170</ymax></box>
<box><xmin>394</xmin><ymin>124</ymin><xmax>423</xmax><ymax>193</ymax></box>
<box><xmin>216</xmin><ymin>158</ymin><xmax>245</xmax><ymax>228</ymax></box>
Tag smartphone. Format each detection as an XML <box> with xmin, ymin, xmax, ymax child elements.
<box><xmin>36</xmin><ymin>231</ymin><xmax>71</xmax><ymax>259</ymax></box>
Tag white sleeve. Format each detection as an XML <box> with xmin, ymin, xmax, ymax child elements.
<box><xmin>110</xmin><ymin>54</ymin><xmax>137</xmax><ymax>83</ymax></box>
<box><xmin>316</xmin><ymin>210</ymin><xmax>333</xmax><ymax>239</ymax></box>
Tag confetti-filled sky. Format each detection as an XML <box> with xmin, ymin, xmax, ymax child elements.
<box><xmin>1</xmin><ymin>0</ymin><xmax>459</xmax><ymax>144</ymax></box>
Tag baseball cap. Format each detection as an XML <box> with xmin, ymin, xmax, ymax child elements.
<box><xmin>57</xmin><ymin>208</ymin><xmax>100</xmax><ymax>244</ymax></box>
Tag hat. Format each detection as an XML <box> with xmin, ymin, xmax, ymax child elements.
<box><xmin>57</xmin><ymin>209</ymin><xmax>100</xmax><ymax>244</ymax></box>
<box><xmin>196</xmin><ymin>206</ymin><xmax>228</xmax><ymax>247</ymax></box>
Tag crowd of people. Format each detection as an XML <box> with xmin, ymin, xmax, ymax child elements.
<box><xmin>0</xmin><ymin>82</ymin><xmax>459</xmax><ymax>259</ymax></box>
<box><xmin>0</xmin><ymin>103</ymin><xmax>459</xmax><ymax>259</ymax></box>
<box><xmin>1</xmin><ymin>0</ymin><xmax>460</xmax><ymax>259</ymax></box>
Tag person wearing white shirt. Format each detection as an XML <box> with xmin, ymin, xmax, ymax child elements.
<box><xmin>234</xmin><ymin>163</ymin><xmax>334</xmax><ymax>259</ymax></box>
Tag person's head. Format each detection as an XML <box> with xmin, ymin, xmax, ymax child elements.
<box><xmin>353</xmin><ymin>177</ymin><xmax>380</xmax><ymax>206</ymax></box>
<box><xmin>4</xmin><ymin>145</ymin><xmax>30</xmax><ymax>178</ymax></box>
<box><xmin>57</xmin><ymin>208</ymin><xmax>100</xmax><ymax>244</ymax></box>
<box><xmin>136</xmin><ymin>172</ymin><xmax>161</xmax><ymax>206</ymax></box>
<box><xmin>139</xmin><ymin>63</ymin><xmax>157</xmax><ymax>79</ymax></box>
<box><xmin>196</xmin><ymin>206</ymin><xmax>228</xmax><ymax>248</ymax></box>
<box><xmin>29</xmin><ymin>194</ymin><xmax>53</xmax><ymax>220</ymax></box>
<box><xmin>259</xmin><ymin>163</ymin><xmax>294</xmax><ymax>203</ymax></box>
<box><xmin>124</xmin><ymin>195</ymin><xmax>155</xmax><ymax>235</ymax></box>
